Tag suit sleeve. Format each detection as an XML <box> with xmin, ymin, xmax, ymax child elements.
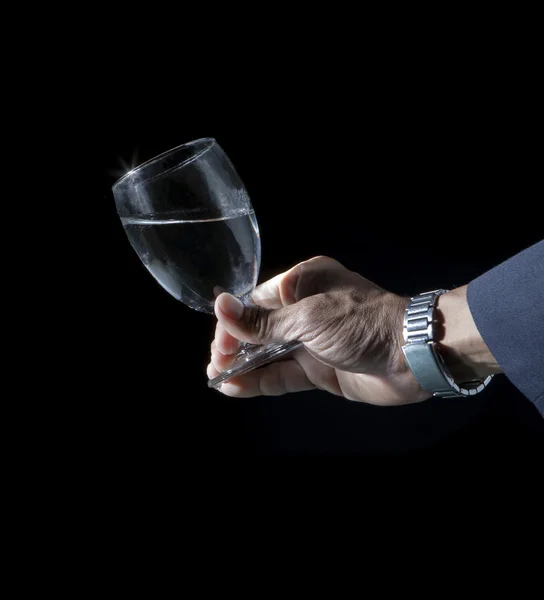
<box><xmin>467</xmin><ymin>240</ymin><xmax>544</xmax><ymax>415</ymax></box>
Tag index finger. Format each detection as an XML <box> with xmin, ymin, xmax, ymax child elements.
<box><xmin>251</xmin><ymin>265</ymin><xmax>301</xmax><ymax>309</ymax></box>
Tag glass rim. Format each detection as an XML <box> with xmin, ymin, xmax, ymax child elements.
<box><xmin>111</xmin><ymin>137</ymin><xmax>216</xmax><ymax>191</ymax></box>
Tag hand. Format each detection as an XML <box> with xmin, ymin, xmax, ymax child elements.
<box><xmin>207</xmin><ymin>256</ymin><xmax>430</xmax><ymax>405</ymax></box>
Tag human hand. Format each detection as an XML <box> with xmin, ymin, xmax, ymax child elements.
<box><xmin>207</xmin><ymin>256</ymin><xmax>429</xmax><ymax>405</ymax></box>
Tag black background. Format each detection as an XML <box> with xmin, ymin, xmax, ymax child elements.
<box><xmin>7</xmin><ymin>28</ymin><xmax>544</xmax><ymax>583</ymax></box>
<box><xmin>47</xmin><ymin>37</ymin><xmax>542</xmax><ymax>477</ymax></box>
<box><xmin>11</xmin><ymin>16</ymin><xmax>542</xmax><ymax>585</ymax></box>
<box><xmin>91</xmin><ymin>98</ymin><xmax>543</xmax><ymax>463</ymax></box>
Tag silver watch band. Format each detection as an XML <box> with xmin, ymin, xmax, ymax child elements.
<box><xmin>402</xmin><ymin>290</ymin><xmax>494</xmax><ymax>399</ymax></box>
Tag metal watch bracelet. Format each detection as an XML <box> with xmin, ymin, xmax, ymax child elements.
<box><xmin>401</xmin><ymin>290</ymin><xmax>494</xmax><ymax>399</ymax></box>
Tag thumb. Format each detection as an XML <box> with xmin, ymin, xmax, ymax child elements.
<box><xmin>214</xmin><ymin>292</ymin><xmax>303</xmax><ymax>345</ymax></box>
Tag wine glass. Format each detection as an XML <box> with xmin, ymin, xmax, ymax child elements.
<box><xmin>112</xmin><ymin>138</ymin><xmax>302</xmax><ymax>389</ymax></box>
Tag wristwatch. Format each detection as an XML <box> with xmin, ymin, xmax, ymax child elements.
<box><xmin>401</xmin><ymin>290</ymin><xmax>494</xmax><ymax>399</ymax></box>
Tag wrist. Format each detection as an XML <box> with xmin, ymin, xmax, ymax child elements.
<box><xmin>435</xmin><ymin>286</ymin><xmax>502</xmax><ymax>380</ymax></box>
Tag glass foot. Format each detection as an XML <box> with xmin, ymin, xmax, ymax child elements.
<box><xmin>207</xmin><ymin>340</ymin><xmax>303</xmax><ymax>390</ymax></box>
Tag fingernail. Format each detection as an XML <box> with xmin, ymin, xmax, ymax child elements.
<box><xmin>219</xmin><ymin>294</ymin><xmax>244</xmax><ymax>320</ymax></box>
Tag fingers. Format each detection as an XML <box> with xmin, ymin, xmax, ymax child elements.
<box><xmin>209</xmin><ymin>340</ymin><xmax>236</xmax><ymax>374</ymax></box>
<box><xmin>251</xmin><ymin>265</ymin><xmax>301</xmax><ymax>309</ymax></box>
<box><xmin>250</xmin><ymin>256</ymin><xmax>346</xmax><ymax>308</ymax></box>
<box><xmin>207</xmin><ymin>346</ymin><xmax>344</xmax><ymax>398</ymax></box>
<box><xmin>207</xmin><ymin>255</ymin><xmax>352</xmax><ymax>396</ymax></box>
<box><xmin>215</xmin><ymin>358</ymin><xmax>316</xmax><ymax>398</ymax></box>
<box><xmin>214</xmin><ymin>322</ymin><xmax>239</xmax><ymax>355</ymax></box>
<box><xmin>215</xmin><ymin>292</ymin><xmax>303</xmax><ymax>346</ymax></box>
<box><xmin>294</xmin><ymin>256</ymin><xmax>349</xmax><ymax>300</ymax></box>
<box><xmin>207</xmin><ymin>357</ymin><xmax>223</xmax><ymax>382</ymax></box>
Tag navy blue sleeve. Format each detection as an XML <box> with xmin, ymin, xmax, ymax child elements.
<box><xmin>467</xmin><ymin>240</ymin><xmax>544</xmax><ymax>416</ymax></box>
